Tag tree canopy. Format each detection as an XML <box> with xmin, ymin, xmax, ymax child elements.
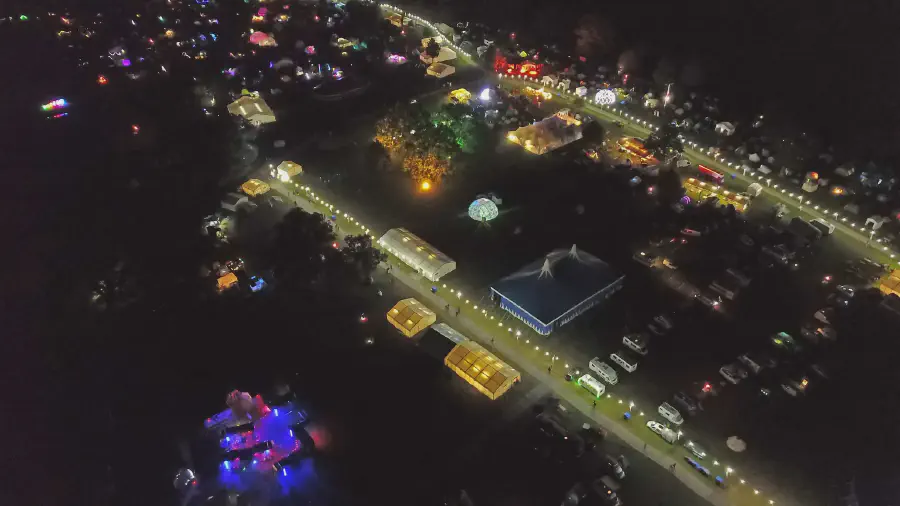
<box><xmin>645</xmin><ymin>123</ymin><xmax>684</xmax><ymax>165</ymax></box>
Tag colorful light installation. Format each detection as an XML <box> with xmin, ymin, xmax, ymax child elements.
<box><xmin>41</xmin><ymin>98</ymin><xmax>68</xmax><ymax>111</ymax></box>
<box><xmin>595</xmin><ymin>89</ymin><xmax>616</xmax><ymax>105</ymax></box>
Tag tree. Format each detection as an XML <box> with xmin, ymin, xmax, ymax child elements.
<box><xmin>656</xmin><ymin>167</ymin><xmax>685</xmax><ymax>207</ymax></box>
<box><xmin>267</xmin><ymin>209</ymin><xmax>337</xmax><ymax>288</ymax></box>
<box><xmin>425</xmin><ymin>39</ymin><xmax>440</xmax><ymax>59</ymax></box>
<box><xmin>645</xmin><ymin>123</ymin><xmax>684</xmax><ymax>165</ymax></box>
<box><xmin>403</xmin><ymin>152</ymin><xmax>450</xmax><ymax>184</ymax></box>
<box><xmin>573</xmin><ymin>14</ymin><xmax>615</xmax><ymax>58</ymax></box>
<box><xmin>342</xmin><ymin>234</ymin><xmax>387</xmax><ymax>282</ymax></box>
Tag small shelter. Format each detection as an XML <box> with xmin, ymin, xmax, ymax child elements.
<box><xmin>217</xmin><ymin>272</ymin><xmax>239</xmax><ymax>291</ymax></box>
<box><xmin>449</xmin><ymin>88</ymin><xmax>472</xmax><ymax>104</ymax></box>
<box><xmin>378</xmin><ymin>228</ymin><xmax>456</xmax><ymax>281</ymax></box>
<box><xmin>275</xmin><ymin>161</ymin><xmax>302</xmax><ymax>181</ymax></box>
<box><xmin>444</xmin><ymin>339</ymin><xmax>520</xmax><ymax>400</ymax></box>
<box><xmin>241</xmin><ymin>179</ymin><xmax>271</xmax><ymax>197</ymax></box>
<box><xmin>387</xmin><ymin>298</ymin><xmax>436</xmax><ymax>337</ymax></box>
<box><xmin>426</xmin><ymin>63</ymin><xmax>455</xmax><ymax>79</ymax></box>
<box><xmin>248</xmin><ymin>31</ymin><xmax>277</xmax><ymax>47</ymax></box>
<box><xmin>715</xmin><ymin>122</ymin><xmax>736</xmax><ymax>136</ymax></box>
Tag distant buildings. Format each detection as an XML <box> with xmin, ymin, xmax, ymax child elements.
<box><xmin>227</xmin><ymin>92</ymin><xmax>276</xmax><ymax>126</ymax></box>
<box><xmin>491</xmin><ymin>245</ymin><xmax>624</xmax><ymax>335</ymax></box>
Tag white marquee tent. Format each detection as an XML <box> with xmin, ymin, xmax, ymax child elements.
<box><xmin>378</xmin><ymin>228</ymin><xmax>456</xmax><ymax>281</ymax></box>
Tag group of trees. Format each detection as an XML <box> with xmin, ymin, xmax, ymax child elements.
<box><xmin>268</xmin><ymin>208</ymin><xmax>385</xmax><ymax>288</ymax></box>
<box><xmin>374</xmin><ymin>102</ymin><xmax>487</xmax><ymax>185</ymax></box>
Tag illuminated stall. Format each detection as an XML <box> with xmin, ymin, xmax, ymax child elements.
<box><xmin>241</xmin><ymin>179</ymin><xmax>271</xmax><ymax>197</ymax></box>
<box><xmin>444</xmin><ymin>339</ymin><xmax>521</xmax><ymax>400</ymax></box>
<box><xmin>387</xmin><ymin>298</ymin><xmax>437</xmax><ymax>337</ymax></box>
<box><xmin>682</xmin><ymin>178</ymin><xmax>749</xmax><ymax>213</ymax></box>
<box><xmin>217</xmin><ymin>272</ymin><xmax>239</xmax><ymax>291</ymax></box>
<box><xmin>879</xmin><ymin>270</ymin><xmax>900</xmax><ymax>297</ymax></box>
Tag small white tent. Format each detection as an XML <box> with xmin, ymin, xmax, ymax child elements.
<box><xmin>715</xmin><ymin>122</ymin><xmax>736</xmax><ymax>136</ymax></box>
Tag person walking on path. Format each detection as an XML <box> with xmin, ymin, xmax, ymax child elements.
<box><xmin>592</xmin><ymin>400</ymin><xmax>597</xmax><ymax>409</ymax></box>
<box><xmin>643</xmin><ymin>442</ymin><xmax>647</xmax><ymax>451</ymax></box>
<box><xmin>455</xmin><ymin>307</ymin><xmax>460</xmax><ymax>316</ymax></box>
<box><xmin>669</xmin><ymin>463</ymin><xmax>676</xmax><ymax>472</ymax></box>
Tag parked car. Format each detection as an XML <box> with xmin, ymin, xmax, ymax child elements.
<box><xmin>591</xmin><ymin>477</ymin><xmax>622</xmax><ymax>505</ymax></box>
<box><xmin>653</xmin><ymin>314</ymin><xmax>674</xmax><ymax>330</ymax></box>
<box><xmin>737</xmin><ymin>353</ymin><xmax>763</xmax><ymax>374</ymax></box>
<box><xmin>603</xmin><ymin>454</ymin><xmax>626</xmax><ymax>480</ymax></box>
<box><xmin>809</xmin><ymin>218</ymin><xmax>835</xmax><ymax>236</ymax></box>
<box><xmin>646</xmin><ymin>420</ymin><xmax>677</xmax><ymax>443</ymax></box>
<box><xmin>695</xmin><ymin>293</ymin><xmax>723</xmax><ymax>310</ymax></box>
<box><xmin>672</xmin><ymin>391</ymin><xmax>699</xmax><ymax>415</ymax></box>
<box><xmin>684</xmin><ymin>440</ymin><xmax>707</xmax><ymax>459</ymax></box>
<box><xmin>719</xmin><ymin>364</ymin><xmax>742</xmax><ymax>384</ymax></box>
<box><xmin>633</xmin><ymin>251</ymin><xmax>657</xmax><ymax>268</ymax></box>
<box><xmin>770</xmin><ymin>331</ymin><xmax>801</xmax><ymax>353</ymax></box>
<box><xmin>814</xmin><ymin>308</ymin><xmax>835</xmax><ymax>324</ymax></box>
<box><xmin>836</xmin><ymin>284</ymin><xmax>856</xmax><ymax>298</ymax></box>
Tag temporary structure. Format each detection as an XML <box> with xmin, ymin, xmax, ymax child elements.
<box><xmin>217</xmin><ymin>272</ymin><xmax>239</xmax><ymax>291</ymax></box>
<box><xmin>241</xmin><ymin>179</ymin><xmax>271</xmax><ymax>197</ymax></box>
<box><xmin>879</xmin><ymin>270</ymin><xmax>900</xmax><ymax>297</ymax></box>
<box><xmin>715</xmin><ymin>122</ymin><xmax>736</xmax><ymax>136</ymax></box>
<box><xmin>444</xmin><ymin>339</ymin><xmax>520</xmax><ymax>400</ymax></box>
<box><xmin>275</xmin><ymin>161</ymin><xmax>302</xmax><ymax>181</ymax></box>
<box><xmin>227</xmin><ymin>93</ymin><xmax>276</xmax><ymax>126</ymax></box>
<box><xmin>420</xmin><ymin>47</ymin><xmax>457</xmax><ymax>64</ymax></box>
<box><xmin>386</xmin><ymin>298</ymin><xmax>436</xmax><ymax>337</ymax></box>
<box><xmin>248</xmin><ymin>31</ymin><xmax>277</xmax><ymax>47</ymax></box>
<box><xmin>507</xmin><ymin>110</ymin><xmax>583</xmax><ymax>155</ymax></box>
<box><xmin>378</xmin><ymin>228</ymin><xmax>456</xmax><ymax>281</ymax></box>
<box><xmin>426</xmin><ymin>63</ymin><xmax>455</xmax><ymax>78</ymax></box>
<box><xmin>449</xmin><ymin>88</ymin><xmax>472</xmax><ymax>104</ymax></box>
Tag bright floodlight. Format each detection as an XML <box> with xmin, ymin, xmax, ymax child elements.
<box><xmin>595</xmin><ymin>89</ymin><xmax>616</xmax><ymax>105</ymax></box>
<box><xmin>479</xmin><ymin>88</ymin><xmax>491</xmax><ymax>101</ymax></box>
<box><xmin>468</xmin><ymin>198</ymin><xmax>499</xmax><ymax>222</ymax></box>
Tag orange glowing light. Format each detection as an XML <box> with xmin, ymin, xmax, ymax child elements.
<box><xmin>420</xmin><ymin>181</ymin><xmax>432</xmax><ymax>191</ymax></box>
<box><xmin>97</xmin><ymin>75</ymin><xmax>108</xmax><ymax>85</ymax></box>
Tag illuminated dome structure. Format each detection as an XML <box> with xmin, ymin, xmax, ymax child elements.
<box><xmin>595</xmin><ymin>89</ymin><xmax>616</xmax><ymax>105</ymax></box>
<box><xmin>468</xmin><ymin>198</ymin><xmax>499</xmax><ymax>222</ymax></box>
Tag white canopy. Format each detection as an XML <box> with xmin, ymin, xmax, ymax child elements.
<box><xmin>378</xmin><ymin>228</ymin><xmax>456</xmax><ymax>281</ymax></box>
<box><xmin>715</xmin><ymin>122</ymin><xmax>735</xmax><ymax>136</ymax></box>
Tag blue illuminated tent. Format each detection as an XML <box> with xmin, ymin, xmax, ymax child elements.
<box><xmin>490</xmin><ymin>245</ymin><xmax>624</xmax><ymax>335</ymax></box>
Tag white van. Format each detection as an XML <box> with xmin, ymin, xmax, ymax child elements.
<box><xmin>578</xmin><ymin>373</ymin><xmax>606</xmax><ymax>399</ymax></box>
<box><xmin>622</xmin><ymin>334</ymin><xmax>649</xmax><ymax>356</ymax></box>
<box><xmin>589</xmin><ymin>357</ymin><xmax>619</xmax><ymax>385</ymax></box>
<box><xmin>610</xmin><ymin>350</ymin><xmax>639</xmax><ymax>373</ymax></box>
<box><xmin>657</xmin><ymin>402</ymin><xmax>684</xmax><ymax>426</ymax></box>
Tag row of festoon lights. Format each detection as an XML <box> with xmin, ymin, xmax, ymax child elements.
<box><xmin>497</xmin><ymin>72</ymin><xmax>898</xmax><ymax>264</ymax></box>
<box><xmin>379</xmin><ymin>4</ymin><xmax>473</xmax><ymax>60</ymax></box>
<box><xmin>286</xmin><ymin>178</ymin><xmax>777</xmax><ymax>505</ymax></box>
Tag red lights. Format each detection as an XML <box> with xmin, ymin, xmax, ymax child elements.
<box><xmin>97</xmin><ymin>74</ymin><xmax>108</xmax><ymax>85</ymax></box>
